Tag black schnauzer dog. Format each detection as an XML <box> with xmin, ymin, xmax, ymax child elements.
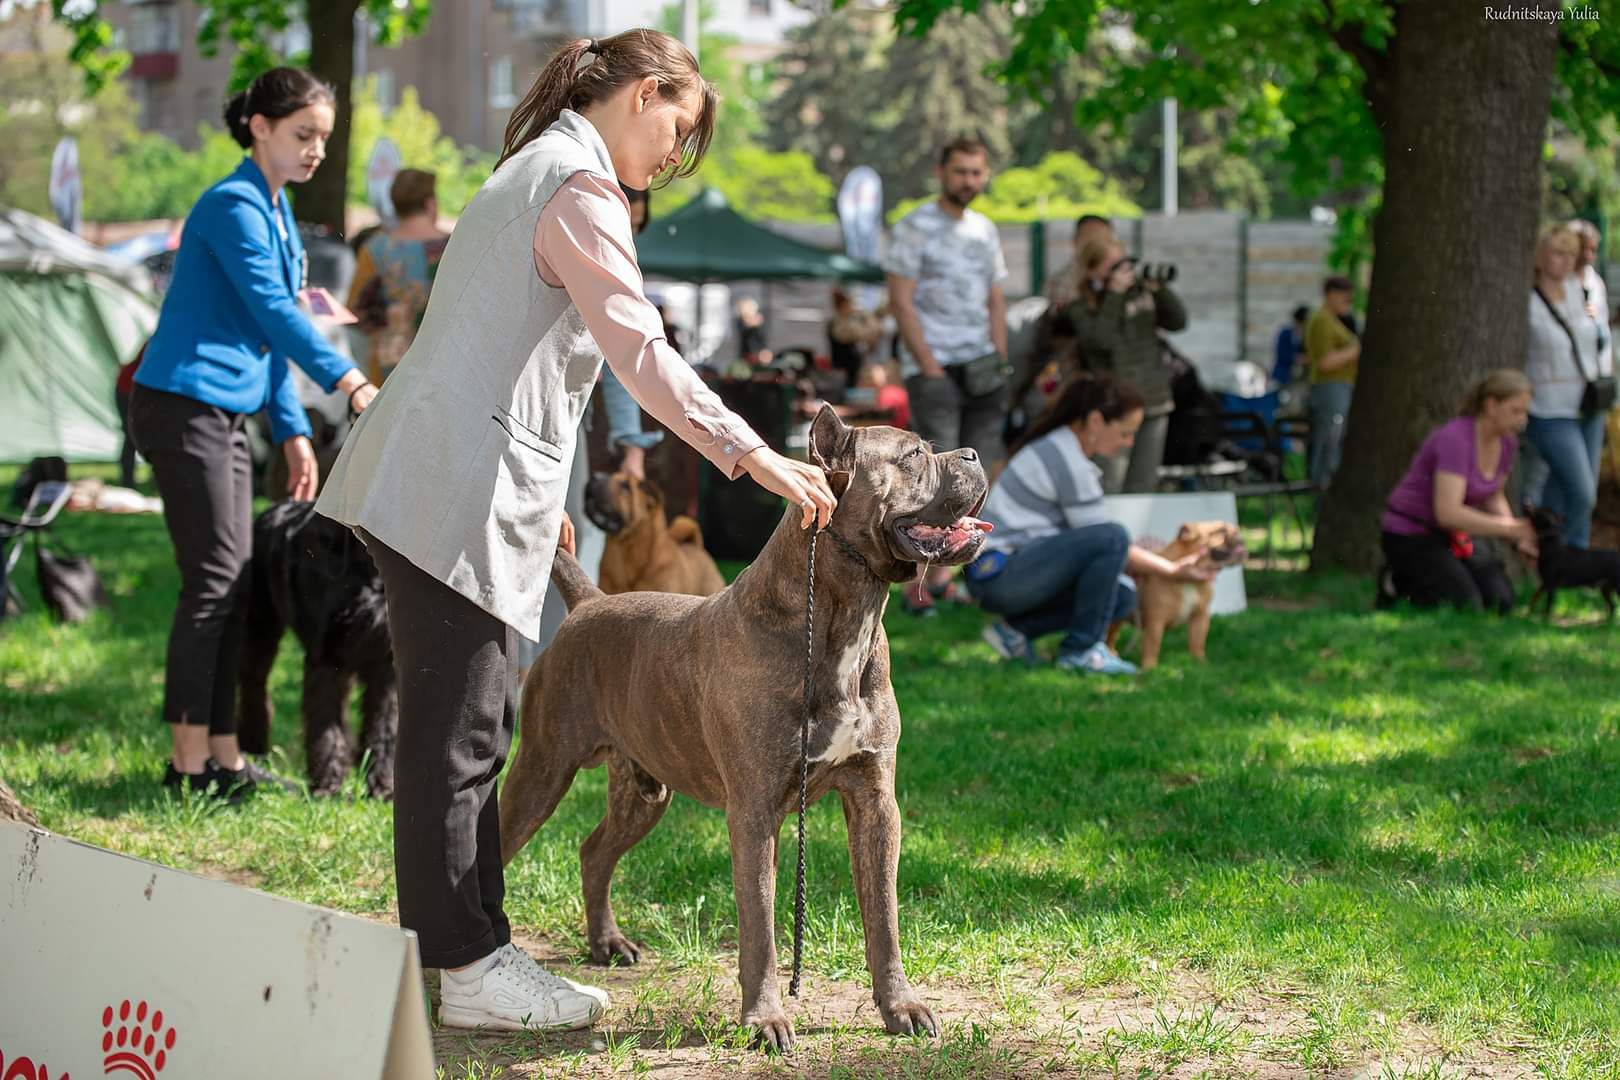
<box><xmin>238</xmin><ymin>501</ymin><xmax>396</xmax><ymax>798</ymax></box>
<box><xmin>1526</xmin><ymin>504</ymin><xmax>1620</xmax><ymax>619</ymax></box>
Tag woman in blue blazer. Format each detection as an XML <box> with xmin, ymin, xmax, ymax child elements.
<box><xmin>130</xmin><ymin>67</ymin><xmax>376</xmax><ymax>800</ymax></box>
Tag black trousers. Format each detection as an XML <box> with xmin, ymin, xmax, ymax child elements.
<box><xmin>1382</xmin><ymin>529</ymin><xmax>1514</xmax><ymax>615</ymax></box>
<box><xmin>129</xmin><ymin>384</ymin><xmax>252</xmax><ymax>733</ymax></box>
<box><xmin>364</xmin><ymin>535</ymin><xmax>515</xmax><ymax>968</ymax></box>
<box><xmin>116</xmin><ymin>386</ymin><xmax>138</xmax><ymax>488</ymax></box>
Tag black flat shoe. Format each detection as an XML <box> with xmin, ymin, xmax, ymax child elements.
<box><xmin>161</xmin><ymin>758</ymin><xmax>247</xmax><ymax>805</ymax></box>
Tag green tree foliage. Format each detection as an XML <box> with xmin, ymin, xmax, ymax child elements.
<box><xmin>766</xmin><ymin>7</ymin><xmax>1013</xmax><ymax>209</ymax></box>
<box><xmin>346</xmin><ymin>77</ymin><xmax>495</xmax><ymax>218</ymax></box>
<box><xmin>53</xmin><ymin>0</ymin><xmax>435</xmax><ymax>231</ymax></box>
<box><xmin>51</xmin><ymin>0</ymin><xmax>431</xmax><ymax>94</ymax></box>
<box><xmin>681</xmin><ymin>144</ymin><xmax>836</xmax><ymax>223</ymax></box>
<box><xmin>768</xmin><ymin>4</ymin><xmax>1296</xmax><ymax>216</ymax></box>
<box><xmin>890</xmin><ymin>151</ymin><xmax>1140</xmax><ymax>224</ymax></box>
<box><xmin>0</xmin><ymin>18</ymin><xmax>136</xmax><ymax>219</ymax></box>
<box><xmin>649</xmin><ymin>0</ymin><xmax>834</xmax><ymax>221</ymax></box>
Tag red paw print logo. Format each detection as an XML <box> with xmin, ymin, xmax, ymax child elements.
<box><xmin>99</xmin><ymin>1000</ymin><xmax>176</xmax><ymax>1080</ymax></box>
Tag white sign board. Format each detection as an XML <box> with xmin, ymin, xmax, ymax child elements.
<box><xmin>48</xmin><ymin>136</ymin><xmax>81</xmax><ymax>236</ymax></box>
<box><xmin>0</xmin><ymin>824</ymin><xmax>433</xmax><ymax>1079</ymax></box>
<box><xmin>366</xmin><ymin>137</ymin><xmax>403</xmax><ymax>227</ymax></box>
<box><xmin>836</xmin><ymin>165</ymin><xmax>883</xmax><ymax>308</ymax></box>
<box><xmin>1105</xmin><ymin>491</ymin><xmax>1247</xmax><ymax>614</ymax></box>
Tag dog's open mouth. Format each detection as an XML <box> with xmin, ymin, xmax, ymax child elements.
<box><xmin>1208</xmin><ymin>542</ymin><xmax>1247</xmax><ymax>566</ymax></box>
<box><xmin>897</xmin><ymin>509</ymin><xmax>993</xmax><ymax>563</ymax></box>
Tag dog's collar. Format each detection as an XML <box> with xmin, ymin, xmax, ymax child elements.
<box><xmin>820</xmin><ymin>526</ymin><xmax>886</xmax><ymax>582</ymax></box>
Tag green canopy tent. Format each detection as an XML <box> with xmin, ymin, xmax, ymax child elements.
<box><xmin>0</xmin><ymin>209</ymin><xmax>157</xmax><ymax>463</ymax></box>
<box><xmin>635</xmin><ymin>188</ymin><xmax>884</xmax><ymax>284</ymax></box>
<box><xmin>631</xmin><ymin>190</ymin><xmax>884</xmax><ymax>560</ymax></box>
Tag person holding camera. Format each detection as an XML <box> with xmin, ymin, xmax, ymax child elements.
<box><xmin>1524</xmin><ymin>223</ymin><xmax>1612</xmax><ymax>548</ymax></box>
<box><xmin>1064</xmin><ymin>236</ymin><xmax>1187</xmax><ymax>493</ymax></box>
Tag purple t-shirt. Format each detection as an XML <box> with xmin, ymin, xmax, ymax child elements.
<box><xmin>1382</xmin><ymin>417</ymin><xmax>1516</xmax><ymax>535</ymax></box>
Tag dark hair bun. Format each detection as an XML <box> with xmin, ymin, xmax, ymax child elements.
<box><xmin>223</xmin><ymin>90</ymin><xmax>254</xmax><ymax>149</ymax></box>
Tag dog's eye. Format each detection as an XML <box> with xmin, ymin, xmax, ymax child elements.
<box><xmin>902</xmin><ymin>446</ymin><xmax>925</xmax><ymax>463</ymax></box>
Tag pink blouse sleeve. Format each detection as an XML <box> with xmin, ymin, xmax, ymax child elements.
<box><xmin>534</xmin><ymin>173</ymin><xmax>764</xmax><ymax>478</ymax></box>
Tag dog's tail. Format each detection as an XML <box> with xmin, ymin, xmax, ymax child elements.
<box><xmin>551</xmin><ymin>548</ymin><xmax>605</xmax><ymax>611</ymax></box>
<box><xmin>667</xmin><ymin>515</ymin><xmax>705</xmax><ymax>547</ymax></box>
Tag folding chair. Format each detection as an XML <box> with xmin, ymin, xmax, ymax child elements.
<box><xmin>1227</xmin><ymin>414</ymin><xmax>1315</xmax><ymax>569</ymax></box>
<box><xmin>1</xmin><ymin>480</ymin><xmax>73</xmax><ymax>619</ymax></box>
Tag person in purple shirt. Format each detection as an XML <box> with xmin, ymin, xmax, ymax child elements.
<box><xmin>1380</xmin><ymin>369</ymin><xmax>1538</xmax><ymax>613</ymax></box>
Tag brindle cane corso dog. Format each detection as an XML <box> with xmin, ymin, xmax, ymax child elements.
<box><xmin>499</xmin><ymin>406</ymin><xmax>990</xmax><ymax>1051</ymax></box>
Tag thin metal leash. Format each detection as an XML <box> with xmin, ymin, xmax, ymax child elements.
<box><xmin>790</xmin><ymin>522</ymin><xmax>817</xmax><ymax>998</ymax></box>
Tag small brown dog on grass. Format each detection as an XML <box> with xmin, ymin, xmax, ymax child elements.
<box><xmin>1110</xmin><ymin>520</ymin><xmax>1246</xmax><ymax>670</ymax></box>
<box><xmin>584</xmin><ymin>471</ymin><xmax>725</xmax><ymax>596</ymax></box>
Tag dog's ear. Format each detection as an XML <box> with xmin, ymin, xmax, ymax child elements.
<box><xmin>809</xmin><ymin>403</ymin><xmax>853</xmax><ymax>495</ymax></box>
<box><xmin>1177</xmin><ymin>523</ymin><xmax>1198</xmax><ymax>543</ymax></box>
<box><xmin>809</xmin><ymin>404</ymin><xmax>852</xmax><ymax>468</ymax></box>
<box><xmin>640</xmin><ymin>478</ymin><xmax>665</xmax><ymax>514</ymax></box>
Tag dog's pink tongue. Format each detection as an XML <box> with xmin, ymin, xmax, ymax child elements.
<box><xmin>954</xmin><ymin>515</ymin><xmax>994</xmax><ymax>534</ymax></box>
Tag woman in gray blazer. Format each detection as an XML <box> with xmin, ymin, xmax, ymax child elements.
<box><xmin>317</xmin><ymin>30</ymin><xmax>834</xmax><ymax>1033</ymax></box>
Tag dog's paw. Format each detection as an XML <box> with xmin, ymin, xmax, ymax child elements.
<box><xmin>878</xmin><ymin>994</ymin><xmax>938</xmax><ymax>1038</ymax></box>
<box><xmin>745</xmin><ymin>1008</ymin><xmax>796</xmax><ymax>1054</ymax></box>
<box><xmin>589</xmin><ymin>931</ymin><xmax>642</xmax><ymax>966</ymax></box>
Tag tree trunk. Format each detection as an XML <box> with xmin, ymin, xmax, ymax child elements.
<box><xmin>1312</xmin><ymin>1</ymin><xmax>1561</xmax><ymax>572</ymax></box>
<box><xmin>1</xmin><ymin>778</ymin><xmax>38</xmax><ymax>826</ymax></box>
<box><xmin>293</xmin><ymin>0</ymin><xmax>361</xmax><ymax>236</ymax></box>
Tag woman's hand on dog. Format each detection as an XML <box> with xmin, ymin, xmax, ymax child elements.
<box><xmin>740</xmin><ymin>447</ymin><xmax>837</xmax><ymax>530</ymax></box>
<box><xmin>1167</xmin><ymin>552</ymin><xmax>1216</xmax><ymax>583</ymax></box>
<box><xmin>558</xmin><ymin>512</ymin><xmax>577</xmax><ymax>557</ymax></box>
<box><xmin>1502</xmin><ymin>517</ymin><xmax>1538</xmax><ymax>561</ymax></box>
<box><xmin>283</xmin><ymin>436</ymin><xmax>319</xmax><ymax>502</ymax></box>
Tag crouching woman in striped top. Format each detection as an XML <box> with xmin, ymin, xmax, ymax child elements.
<box><xmin>965</xmin><ymin>375</ymin><xmax>1213</xmax><ymax>675</ymax></box>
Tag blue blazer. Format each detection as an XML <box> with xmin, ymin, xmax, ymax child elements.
<box><xmin>136</xmin><ymin>158</ymin><xmax>355</xmax><ymax>444</ymax></box>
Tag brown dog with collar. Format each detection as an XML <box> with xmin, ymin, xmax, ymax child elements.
<box><xmin>1112</xmin><ymin>520</ymin><xmax>1245</xmax><ymax>670</ymax></box>
<box><xmin>585</xmin><ymin>471</ymin><xmax>725</xmax><ymax>596</ymax></box>
<box><xmin>499</xmin><ymin>406</ymin><xmax>990</xmax><ymax>1052</ymax></box>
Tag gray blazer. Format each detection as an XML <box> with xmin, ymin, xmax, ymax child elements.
<box><xmin>318</xmin><ymin>112</ymin><xmax>729</xmax><ymax>635</ymax></box>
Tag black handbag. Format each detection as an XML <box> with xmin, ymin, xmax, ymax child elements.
<box><xmin>1536</xmin><ymin>285</ymin><xmax>1616</xmax><ymax>416</ymax></box>
<box><xmin>35</xmin><ymin>535</ymin><xmax>109</xmax><ymax>623</ymax></box>
<box><xmin>952</xmin><ymin>351</ymin><xmax>1010</xmax><ymax>399</ymax></box>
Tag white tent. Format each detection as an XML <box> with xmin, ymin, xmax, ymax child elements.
<box><xmin>0</xmin><ymin>209</ymin><xmax>156</xmax><ymax>463</ymax></box>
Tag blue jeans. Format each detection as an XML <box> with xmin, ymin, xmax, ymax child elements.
<box><xmin>1524</xmin><ymin>413</ymin><xmax>1605</xmax><ymax>547</ymax></box>
<box><xmin>968</xmin><ymin>524</ymin><xmax>1136</xmax><ymax>656</ymax></box>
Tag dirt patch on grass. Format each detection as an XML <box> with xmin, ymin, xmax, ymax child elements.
<box><xmin>422</xmin><ymin>933</ymin><xmax>1541</xmax><ymax>1079</ymax></box>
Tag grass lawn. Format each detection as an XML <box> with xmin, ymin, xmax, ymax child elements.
<box><xmin>3</xmin><ymin>468</ymin><xmax>1619</xmax><ymax>1078</ymax></box>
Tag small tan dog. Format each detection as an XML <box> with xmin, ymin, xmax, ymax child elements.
<box><xmin>584</xmin><ymin>471</ymin><xmax>725</xmax><ymax>596</ymax></box>
<box><xmin>1111</xmin><ymin>521</ymin><xmax>1246</xmax><ymax>670</ymax></box>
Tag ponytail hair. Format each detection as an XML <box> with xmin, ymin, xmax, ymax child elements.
<box><xmin>1009</xmin><ymin>374</ymin><xmax>1145</xmax><ymax>459</ymax></box>
<box><xmin>1459</xmin><ymin>368</ymin><xmax>1531</xmax><ymax>417</ymax></box>
<box><xmin>223</xmin><ymin>67</ymin><xmax>335</xmax><ymax>150</ymax></box>
<box><xmin>497</xmin><ymin>29</ymin><xmax>716</xmax><ymax>183</ymax></box>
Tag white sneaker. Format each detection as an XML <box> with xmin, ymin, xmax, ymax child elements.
<box><xmin>439</xmin><ymin>943</ymin><xmax>607</xmax><ymax>1032</ymax></box>
<box><xmin>509</xmin><ymin>945</ymin><xmax>610</xmax><ymax>1010</ymax></box>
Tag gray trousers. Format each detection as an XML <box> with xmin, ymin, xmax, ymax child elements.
<box><xmin>1100</xmin><ymin>411</ymin><xmax>1170</xmax><ymax>495</ymax></box>
<box><xmin>1308</xmin><ymin>382</ymin><xmax>1353</xmax><ymax>490</ymax></box>
<box><xmin>905</xmin><ymin>369</ymin><xmax>1008</xmax><ymax>466</ymax></box>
